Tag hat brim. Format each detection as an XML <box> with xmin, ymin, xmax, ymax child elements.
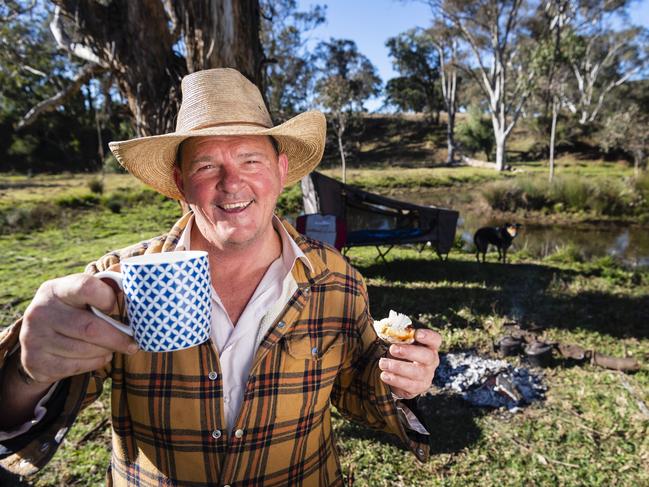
<box><xmin>108</xmin><ymin>111</ymin><xmax>326</xmax><ymax>200</ymax></box>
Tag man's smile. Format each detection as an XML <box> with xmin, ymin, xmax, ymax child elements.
<box><xmin>217</xmin><ymin>200</ymin><xmax>254</xmax><ymax>213</ymax></box>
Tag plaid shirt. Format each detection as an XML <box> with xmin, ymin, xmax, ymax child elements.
<box><xmin>0</xmin><ymin>214</ymin><xmax>428</xmax><ymax>486</ymax></box>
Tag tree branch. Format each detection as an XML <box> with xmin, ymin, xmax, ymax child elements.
<box><xmin>17</xmin><ymin>64</ymin><xmax>106</xmax><ymax>130</ymax></box>
<box><xmin>49</xmin><ymin>5</ymin><xmax>108</xmax><ymax>67</ymax></box>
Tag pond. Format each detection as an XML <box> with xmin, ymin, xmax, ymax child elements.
<box><xmin>367</xmin><ymin>188</ymin><xmax>649</xmax><ymax>268</ymax></box>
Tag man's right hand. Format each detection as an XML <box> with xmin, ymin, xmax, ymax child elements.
<box><xmin>18</xmin><ymin>273</ymin><xmax>139</xmax><ymax>386</ymax></box>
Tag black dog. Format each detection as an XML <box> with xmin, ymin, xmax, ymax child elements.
<box><xmin>474</xmin><ymin>223</ymin><xmax>521</xmax><ymax>263</ymax></box>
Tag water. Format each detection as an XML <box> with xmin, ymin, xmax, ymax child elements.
<box><xmin>362</xmin><ymin>188</ymin><xmax>649</xmax><ymax>267</ymax></box>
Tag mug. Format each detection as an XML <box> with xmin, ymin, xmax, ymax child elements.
<box><xmin>91</xmin><ymin>251</ymin><xmax>212</xmax><ymax>352</ymax></box>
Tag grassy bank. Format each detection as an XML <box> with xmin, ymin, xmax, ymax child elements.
<box><xmin>1</xmin><ymin>178</ymin><xmax>647</xmax><ymax>486</ymax></box>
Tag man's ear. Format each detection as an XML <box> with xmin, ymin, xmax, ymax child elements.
<box><xmin>173</xmin><ymin>165</ymin><xmax>186</xmax><ymax>200</ymax></box>
<box><xmin>278</xmin><ymin>153</ymin><xmax>289</xmax><ymax>187</ymax></box>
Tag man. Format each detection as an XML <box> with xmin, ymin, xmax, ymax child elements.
<box><xmin>0</xmin><ymin>68</ymin><xmax>440</xmax><ymax>486</ymax></box>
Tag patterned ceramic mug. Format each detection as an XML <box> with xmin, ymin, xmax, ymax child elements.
<box><xmin>90</xmin><ymin>251</ymin><xmax>212</xmax><ymax>352</ymax></box>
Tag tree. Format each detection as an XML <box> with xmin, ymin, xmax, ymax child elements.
<box><xmin>260</xmin><ymin>0</ymin><xmax>326</xmax><ymax>122</ymax></box>
<box><xmin>428</xmin><ymin>19</ymin><xmax>463</xmax><ymax>165</ymax></box>
<box><xmin>0</xmin><ymin>0</ymin><xmax>125</xmax><ymax>172</ymax></box>
<box><xmin>314</xmin><ymin>39</ymin><xmax>381</xmax><ymax>183</ymax></box>
<box><xmin>600</xmin><ymin>80</ymin><xmax>649</xmax><ymax>177</ymax></box>
<box><xmin>20</xmin><ymin>0</ymin><xmax>265</xmax><ymax>137</ymax></box>
<box><xmin>559</xmin><ymin>0</ymin><xmax>647</xmax><ymax>126</ymax></box>
<box><xmin>426</xmin><ymin>0</ymin><xmax>538</xmax><ymax>171</ymax></box>
<box><xmin>385</xmin><ymin>29</ymin><xmax>442</xmax><ymax>121</ymax></box>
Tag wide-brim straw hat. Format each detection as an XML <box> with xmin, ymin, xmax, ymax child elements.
<box><xmin>108</xmin><ymin>68</ymin><xmax>326</xmax><ymax>200</ymax></box>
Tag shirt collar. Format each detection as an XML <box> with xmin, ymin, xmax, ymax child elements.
<box><xmin>176</xmin><ymin>214</ymin><xmax>313</xmax><ymax>275</ymax></box>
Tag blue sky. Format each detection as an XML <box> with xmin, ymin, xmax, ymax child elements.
<box><xmin>298</xmin><ymin>0</ymin><xmax>649</xmax><ymax>111</ymax></box>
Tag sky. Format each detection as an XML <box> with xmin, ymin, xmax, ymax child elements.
<box><xmin>297</xmin><ymin>0</ymin><xmax>649</xmax><ymax>111</ymax></box>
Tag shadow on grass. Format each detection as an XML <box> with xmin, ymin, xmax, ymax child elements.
<box><xmin>358</xmin><ymin>258</ymin><xmax>649</xmax><ymax>340</ymax></box>
<box><xmin>338</xmin><ymin>394</ymin><xmax>484</xmax><ymax>455</ymax></box>
<box><xmin>0</xmin><ymin>467</ymin><xmax>31</xmax><ymax>486</ymax></box>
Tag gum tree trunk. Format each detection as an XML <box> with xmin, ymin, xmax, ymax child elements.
<box><xmin>51</xmin><ymin>0</ymin><xmax>264</xmax><ymax>137</ymax></box>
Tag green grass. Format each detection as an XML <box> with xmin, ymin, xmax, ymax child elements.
<box><xmin>1</xmin><ymin>170</ymin><xmax>647</xmax><ymax>485</ymax></box>
<box><xmin>1</xmin><ymin>191</ymin><xmax>647</xmax><ymax>485</ymax></box>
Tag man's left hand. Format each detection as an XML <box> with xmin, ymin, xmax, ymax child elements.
<box><xmin>378</xmin><ymin>329</ymin><xmax>442</xmax><ymax>400</ymax></box>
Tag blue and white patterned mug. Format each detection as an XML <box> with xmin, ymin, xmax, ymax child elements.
<box><xmin>91</xmin><ymin>251</ymin><xmax>212</xmax><ymax>352</ymax></box>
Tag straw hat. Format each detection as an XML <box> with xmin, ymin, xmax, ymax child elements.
<box><xmin>108</xmin><ymin>68</ymin><xmax>326</xmax><ymax>200</ymax></box>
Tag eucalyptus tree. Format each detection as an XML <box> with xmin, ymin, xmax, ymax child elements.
<box><xmin>559</xmin><ymin>0</ymin><xmax>647</xmax><ymax>127</ymax></box>
<box><xmin>19</xmin><ymin>0</ymin><xmax>265</xmax><ymax>137</ymax></box>
<box><xmin>385</xmin><ymin>29</ymin><xmax>442</xmax><ymax>121</ymax></box>
<box><xmin>313</xmin><ymin>39</ymin><xmax>381</xmax><ymax>183</ymax></box>
<box><xmin>260</xmin><ymin>0</ymin><xmax>326</xmax><ymax>122</ymax></box>
<box><xmin>426</xmin><ymin>0</ymin><xmax>539</xmax><ymax>171</ymax></box>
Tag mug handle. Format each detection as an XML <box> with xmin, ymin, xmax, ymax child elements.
<box><xmin>89</xmin><ymin>271</ymin><xmax>133</xmax><ymax>337</ymax></box>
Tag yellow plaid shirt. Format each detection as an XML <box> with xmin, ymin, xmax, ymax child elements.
<box><xmin>0</xmin><ymin>214</ymin><xmax>428</xmax><ymax>486</ymax></box>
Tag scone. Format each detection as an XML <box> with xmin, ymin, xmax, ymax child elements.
<box><xmin>373</xmin><ymin>310</ymin><xmax>416</xmax><ymax>344</ymax></box>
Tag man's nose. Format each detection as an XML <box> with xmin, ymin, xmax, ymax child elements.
<box><xmin>219</xmin><ymin>163</ymin><xmax>243</xmax><ymax>192</ymax></box>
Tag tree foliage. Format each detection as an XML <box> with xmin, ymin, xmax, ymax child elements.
<box><xmin>260</xmin><ymin>0</ymin><xmax>326</xmax><ymax>122</ymax></box>
<box><xmin>385</xmin><ymin>29</ymin><xmax>441</xmax><ymax>117</ymax></box>
<box><xmin>313</xmin><ymin>39</ymin><xmax>381</xmax><ymax>181</ymax></box>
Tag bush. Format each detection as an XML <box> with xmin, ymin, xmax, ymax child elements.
<box><xmin>545</xmin><ymin>243</ymin><xmax>584</xmax><ymax>264</ymax></box>
<box><xmin>589</xmin><ymin>180</ymin><xmax>629</xmax><ymax>216</ymax></box>
<box><xmin>0</xmin><ymin>203</ymin><xmax>62</xmax><ymax>234</ymax></box>
<box><xmin>103</xmin><ymin>154</ymin><xmax>126</xmax><ymax>174</ymax></box>
<box><xmin>88</xmin><ymin>177</ymin><xmax>104</xmax><ymax>194</ymax></box>
<box><xmin>549</xmin><ymin>176</ymin><xmax>592</xmax><ymax>211</ymax></box>
<box><xmin>56</xmin><ymin>194</ymin><xmax>101</xmax><ymax>208</ymax></box>
<box><xmin>481</xmin><ymin>180</ymin><xmax>521</xmax><ymax>212</ymax></box>
<box><xmin>456</xmin><ymin>105</ymin><xmax>494</xmax><ymax>160</ymax></box>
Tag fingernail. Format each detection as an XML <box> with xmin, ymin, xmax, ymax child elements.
<box><xmin>128</xmin><ymin>343</ymin><xmax>139</xmax><ymax>354</ymax></box>
<box><xmin>391</xmin><ymin>345</ymin><xmax>402</xmax><ymax>355</ymax></box>
<box><xmin>381</xmin><ymin>372</ymin><xmax>392</xmax><ymax>381</ymax></box>
<box><xmin>416</xmin><ymin>329</ymin><xmax>427</xmax><ymax>341</ymax></box>
<box><xmin>379</xmin><ymin>358</ymin><xmax>388</xmax><ymax>369</ymax></box>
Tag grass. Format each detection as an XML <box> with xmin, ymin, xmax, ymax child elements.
<box><xmin>1</xmin><ymin>182</ymin><xmax>647</xmax><ymax>486</ymax></box>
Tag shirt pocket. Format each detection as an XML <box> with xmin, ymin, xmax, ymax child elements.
<box><xmin>274</xmin><ymin>333</ymin><xmax>345</xmax><ymax>421</ymax></box>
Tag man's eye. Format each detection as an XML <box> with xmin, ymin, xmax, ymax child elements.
<box><xmin>197</xmin><ymin>164</ymin><xmax>214</xmax><ymax>171</ymax></box>
<box><xmin>246</xmin><ymin>160</ymin><xmax>259</xmax><ymax>165</ymax></box>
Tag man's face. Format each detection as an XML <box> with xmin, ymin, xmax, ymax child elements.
<box><xmin>174</xmin><ymin>135</ymin><xmax>288</xmax><ymax>250</ymax></box>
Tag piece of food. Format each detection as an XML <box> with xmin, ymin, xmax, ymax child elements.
<box><xmin>373</xmin><ymin>310</ymin><xmax>415</xmax><ymax>344</ymax></box>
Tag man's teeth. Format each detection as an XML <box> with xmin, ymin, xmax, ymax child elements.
<box><xmin>220</xmin><ymin>201</ymin><xmax>252</xmax><ymax>210</ymax></box>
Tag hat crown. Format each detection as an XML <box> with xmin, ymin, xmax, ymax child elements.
<box><xmin>175</xmin><ymin>68</ymin><xmax>273</xmax><ymax>132</ymax></box>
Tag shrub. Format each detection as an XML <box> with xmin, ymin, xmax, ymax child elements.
<box><xmin>545</xmin><ymin>243</ymin><xmax>584</xmax><ymax>264</ymax></box>
<box><xmin>481</xmin><ymin>180</ymin><xmax>522</xmax><ymax>212</ymax></box>
<box><xmin>0</xmin><ymin>203</ymin><xmax>62</xmax><ymax>234</ymax></box>
<box><xmin>456</xmin><ymin>105</ymin><xmax>495</xmax><ymax>160</ymax></box>
<box><xmin>88</xmin><ymin>177</ymin><xmax>105</xmax><ymax>194</ymax></box>
<box><xmin>518</xmin><ymin>177</ymin><xmax>552</xmax><ymax>210</ymax></box>
<box><xmin>589</xmin><ymin>180</ymin><xmax>629</xmax><ymax>216</ymax></box>
<box><xmin>56</xmin><ymin>194</ymin><xmax>101</xmax><ymax>208</ymax></box>
<box><xmin>103</xmin><ymin>154</ymin><xmax>126</xmax><ymax>174</ymax></box>
<box><xmin>549</xmin><ymin>176</ymin><xmax>592</xmax><ymax>211</ymax></box>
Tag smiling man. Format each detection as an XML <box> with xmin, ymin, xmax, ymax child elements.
<box><xmin>0</xmin><ymin>68</ymin><xmax>440</xmax><ymax>486</ymax></box>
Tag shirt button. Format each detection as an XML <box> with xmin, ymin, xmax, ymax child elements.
<box><xmin>234</xmin><ymin>429</ymin><xmax>244</xmax><ymax>438</ymax></box>
<box><xmin>223</xmin><ymin>484</ymin><xmax>231</xmax><ymax>487</ymax></box>
<box><xmin>277</xmin><ymin>321</ymin><xmax>285</xmax><ymax>328</ymax></box>
<box><xmin>223</xmin><ymin>396</ymin><xmax>230</xmax><ymax>404</ymax></box>
<box><xmin>311</xmin><ymin>347</ymin><xmax>319</xmax><ymax>356</ymax></box>
<box><xmin>208</xmin><ymin>371</ymin><xmax>218</xmax><ymax>381</ymax></box>
<box><xmin>211</xmin><ymin>429</ymin><xmax>222</xmax><ymax>439</ymax></box>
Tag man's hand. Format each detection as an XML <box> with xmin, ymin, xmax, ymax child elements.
<box><xmin>19</xmin><ymin>273</ymin><xmax>139</xmax><ymax>386</ymax></box>
<box><xmin>378</xmin><ymin>329</ymin><xmax>442</xmax><ymax>400</ymax></box>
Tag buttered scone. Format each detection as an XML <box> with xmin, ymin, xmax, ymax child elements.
<box><xmin>373</xmin><ymin>310</ymin><xmax>416</xmax><ymax>344</ymax></box>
